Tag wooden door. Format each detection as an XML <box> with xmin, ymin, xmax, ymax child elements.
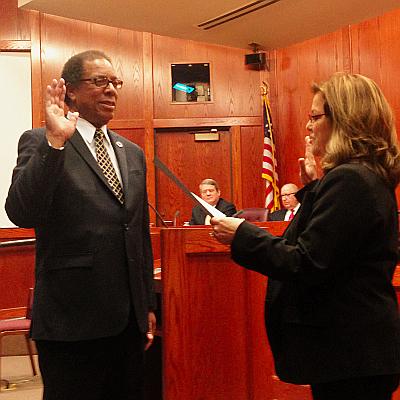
<box><xmin>155</xmin><ymin>128</ymin><xmax>233</xmax><ymax>225</ymax></box>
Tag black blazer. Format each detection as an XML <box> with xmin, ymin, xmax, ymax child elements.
<box><xmin>267</xmin><ymin>209</ymin><xmax>287</xmax><ymax>221</ymax></box>
<box><xmin>189</xmin><ymin>198</ymin><xmax>236</xmax><ymax>225</ymax></box>
<box><xmin>231</xmin><ymin>163</ymin><xmax>400</xmax><ymax>384</ymax></box>
<box><xmin>6</xmin><ymin>128</ymin><xmax>156</xmax><ymax>341</ymax></box>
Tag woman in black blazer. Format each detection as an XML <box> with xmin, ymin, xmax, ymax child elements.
<box><xmin>211</xmin><ymin>73</ymin><xmax>400</xmax><ymax>400</ymax></box>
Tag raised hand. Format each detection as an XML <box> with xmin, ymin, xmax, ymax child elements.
<box><xmin>45</xmin><ymin>78</ymin><xmax>78</xmax><ymax>148</ymax></box>
<box><xmin>298</xmin><ymin>135</ymin><xmax>318</xmax><ymax>184</ymax></box>
<box><xmin>144</xmin><ymin>311</ymin><xmax>156</xmax><ymax>351</ymax></box>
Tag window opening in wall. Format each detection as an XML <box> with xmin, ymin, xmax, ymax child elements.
<box><xmin>171</xmin><ymin>63</ymin><xmax>211</xmax><ymax>103</ymax></box>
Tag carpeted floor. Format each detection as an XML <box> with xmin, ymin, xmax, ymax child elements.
<box><xmin>0</xmin><ymin>355</ymin><xmax>42</xmax><ymax>399</ymax></box>
<box><xmin>1</xmin><ymin>336</ymin><xmax>162</xmax><ymax>400</ymax></box>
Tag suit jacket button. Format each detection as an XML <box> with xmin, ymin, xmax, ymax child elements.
<box><xmin>124</xmin><ymin>224</ymin><xmax>129</xmax><ymax>231</ymax></box>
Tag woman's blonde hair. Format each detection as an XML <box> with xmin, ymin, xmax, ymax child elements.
<box><xmin>313</xmin><ymin>73</ymin><xmax>400</xmax><ymax>187</ymax></box>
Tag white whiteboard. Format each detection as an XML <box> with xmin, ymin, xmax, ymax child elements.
<box><xmin>0</xmin><ymin>52</ymin><xmax>32</xmax><ymax>227</ymax></box>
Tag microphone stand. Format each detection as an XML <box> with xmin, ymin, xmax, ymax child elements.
<box><xmin>148</xmin><ymin>202</ymin><xmax>169</xmax><ymax>228</ymax></box>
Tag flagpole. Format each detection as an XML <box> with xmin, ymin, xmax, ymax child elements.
<box><xmin>261</xmin><ymin>81</ymin><xmax>280</xmax><ymax>211</ymax></box>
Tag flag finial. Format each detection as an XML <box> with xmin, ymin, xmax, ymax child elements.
<box><xmin>261</xmin><ymin>81</ymin><xmax>269</xmax><ymax>95</ymax></box>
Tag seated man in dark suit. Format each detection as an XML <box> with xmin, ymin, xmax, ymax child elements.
<box><xmin>268</xmin><ymin>183</ymin><xmax>300</xmax><ymax>221</ymax></box>
<box><xmin>189</xmin><ymin>178</ymin><xmax>236</xmax><ymax>225</ymax></box>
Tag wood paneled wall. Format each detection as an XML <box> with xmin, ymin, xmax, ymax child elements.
<box><xmin>155</xmin><ymin>128</ymin><xmax>234</xmax><ymax>223</ymax></box>
<box><xmin>265</xmin><ymin>28</ymin><xmax>351</xmax><ymax>188</ymax></box>
<box><xmin>2</xmin><ymin>0</ymin><xmax>400</xmax><ymax>211</ymax></box>
<box><xmin>1</xmin><ymin>0</ymin><xmax>268</xmax><ymax>220</ymax></box>
<box><xmin>0</xmin><ymin>229</ymin><xmax>35</xmax><ymax>309</ymax></box>
<box><xmin>351</xmin><ymin>10</ymin><xmax>400</xmax><ymax>121</ymax></box>
<box><xmin>264</xmin><ymin>8</ymin><xmax>400</xmax><ymax>203</ymax></box>
<box><xmin>152</xmin><ymin>35</ymin><xmax>261</xmax><ymax>119</ymax></box>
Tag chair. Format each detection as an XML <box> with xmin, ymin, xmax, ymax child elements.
<box><xmin>0</xmin><ymin>288</ymin><xmax>37</xmax><ymax>391</ymax></box>
<box><xmin>239</xmin><ymin>208</ymin><xmax>269</xmax><ymax>222</ymax></box>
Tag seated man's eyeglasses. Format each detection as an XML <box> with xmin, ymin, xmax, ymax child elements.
<box><xmin>79</xmin><ymin>75</ymin><xmax>123</xmax><ymax>89</ymax></box>
<box><xmin>201</xmin><ymin>188</ymin><xmax>217</xmax><ymax>195</ymax></box>
<box><xmin>280</xmin><ymin>192</ymin><xmax>297</xmax><ymax>198</ymax></box>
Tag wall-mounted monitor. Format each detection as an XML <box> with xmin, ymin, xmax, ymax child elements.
<box><xmin>171</xmin><ymin>63</ymin><xmax>211</xmax><ymax>103</ymax></box>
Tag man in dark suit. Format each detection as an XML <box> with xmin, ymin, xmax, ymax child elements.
<box><xmin>5</xmin><ymin>50</ymin><xmax>156</xmax><ymax>400</ymax></box>
<box><xmin>268</xmin><ymin>183</ymin><xmax>300</xmax><ymax>221</ymax></box>
<box><xmin>189</xmin><ymin>178</ymin><xmax>236</xmax><ymax>225</ymax></box>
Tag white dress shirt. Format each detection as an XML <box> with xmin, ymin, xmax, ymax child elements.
<box><xmin>68</xmin><ymin>112</ymin><xmax>123</xmax><ymax>186</ymax></box>
<box><xmin>284</xmin><ymin>203</ymin><xmax>300</xmax><ymax>221</ymax></box>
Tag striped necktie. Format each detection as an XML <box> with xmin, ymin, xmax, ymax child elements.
<box><xmin>94</xmin><ymin>129</ymin><xmax>124</xmax><ymax>204</ymax></box>
<box><xmin>288</xmin><ymin>210</ymin><xmax>295</xmax><ymax>221</ymax></box>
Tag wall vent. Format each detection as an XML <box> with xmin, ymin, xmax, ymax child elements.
<box><xmin>197</xmin><ymin>0</ymin><xmax>282</xmax><ymax>30</ymax></box>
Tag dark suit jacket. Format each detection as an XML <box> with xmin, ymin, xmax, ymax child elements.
<box><xmin>267</xmin><ymin>209</ymin><xmax>287</xmax><ymax>221</ymax></box>
<box><xmin>231</xmin><ymin>163</ymin><xmax>400</xmax><ymax>384</ymax></box>
<box><xmin>189</xmin><ymin>198</ymin><xmax>236</xmax><ymax>225</ymax></box>
<box><xmin>5</xmin><ymin>128</ymin><xmax>156</xmax><ymax>341</ymax></box>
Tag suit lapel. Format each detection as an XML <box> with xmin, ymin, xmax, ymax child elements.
<box><xmin>68</xmin><ymin>130</ymin><xmax>117</xmax><ymax>199</ymax></box>
<box><xmin>268</xmin><ymin>181</ymin><xmax>321</xmax><ymax>303</ymax></box>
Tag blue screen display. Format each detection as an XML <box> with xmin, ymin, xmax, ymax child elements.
<box><xmin>173</xmin><ymin>83</ymin><xmax>195</xmax><ymax>94</ymax></box>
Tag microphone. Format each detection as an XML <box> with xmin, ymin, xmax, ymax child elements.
<box><xmin>148</xmin><ymin>202</ymin><xmax>169</xmax><ymax>228</ymax></box>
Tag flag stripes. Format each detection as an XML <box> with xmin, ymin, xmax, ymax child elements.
<box><xmin>261</xmin><ymin>92</ymin><xmax>280</xmax><ymax>211</ymax></box>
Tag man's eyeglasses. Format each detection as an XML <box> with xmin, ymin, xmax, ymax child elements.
<box><xmin>200</xmin><ymin>189</ymin><xmax>217</xmax><ymax>194</ymax></box>
<box><xmin>280</xmin><ymin>192</ymin><xmax>297</xmax><ymax>198</ymax></box>
<box><xmin>79</xmin><ymin>76</ymin><xmax>123</xmax><ymax>89</ymax></box>
<box><xmin>308</xmin><ymin>113</ymin><xmax>326</xmax><ymax>122</ymax></box>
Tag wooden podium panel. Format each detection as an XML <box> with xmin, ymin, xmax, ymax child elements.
<box><xmin>0</xmin><ymin>227</ymin><xmax>162</xmax><ymax>310</ymax></box>
<box><xmin>161</xmin><ymin>223</ymin><xmax>312</xmax><ymax>400</ymax></box>
<box><xmin>0</xmin><ymin>228</ymin><xmax>35</xmax><ymax>312</ymax></box>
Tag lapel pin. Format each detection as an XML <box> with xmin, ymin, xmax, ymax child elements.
<box><xmin>116</xmin><ymin>141</ymin><xmax>124</xmax><ymax>148</ymax></box>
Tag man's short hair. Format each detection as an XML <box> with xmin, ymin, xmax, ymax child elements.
<box><xmin>61</xmin><ymin>50</ymin><xmax>112</xmax><ymax>106</ymax></box>
<box><xmin>199</xmin><ymin>178</ymin><xmax>220</xmax><ymax>191</ymax></box>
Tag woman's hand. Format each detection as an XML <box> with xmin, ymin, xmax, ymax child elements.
<box><xmin>210</xmin><ymin>217</ymin><xmax>245</xmax><ymax>245</ymax></box>
<box><xmin>298</xmin><ymin>135</ymin><xmax>318</xmax><ymax>184</ymax></box>
<box><xmin>144</xmin><ymin>311</ymin><xmax>156</xmax><ymax>351</ymax></box>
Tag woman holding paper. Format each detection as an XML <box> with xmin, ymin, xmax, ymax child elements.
<box><xmin>211</xmin><ymin>73</ymin><xmax>400</xmax><ymax>400</ymax></box>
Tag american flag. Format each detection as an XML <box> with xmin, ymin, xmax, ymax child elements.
<box><xmin>261</xmin><ymin>91</ymin><xmax>280</xmax><ymax>211</ymax></box>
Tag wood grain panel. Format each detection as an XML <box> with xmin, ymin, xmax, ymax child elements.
<box><xmin>40</xmin><ymin>13</ymin><xmax>145</xmax><ymax>120</ymax></box>
<box><xmin>29</xmin><ymin>10</ymin><xmax>42</xmax><ymax>128</ymax></box>
<box><xmin>0</xmin><ymin>227</ymin><xmax>161</xmax><ymax>309</ymax></box>
<box><xmin>154</xmin><ymin>116</ymin><xmax>261</xmax><ymax>128</ymax></box>
<box><xmin>0</xmin><ymin>0</ymin><xmax>18</xmax><ymax>40</ymax></box>
<box><xmin>350</xmin><ymin>10</ymin><xmax>400</xmax><ymax>127</ymax></box>
<box><xmin>0</xmin><ymin>40</ymin><xmax>30</xmax><ymax>50</ymax></box>
<box><xmin>0</xmin><ymin>245</ymin><xmax>35</xmax><ymax>309</ymax></box>
<box><xmin>350</xmin><ymin>8</ymin><xmax>400</xmax><ymax>202</ymax></box>
<box><xmin>161</xmin><ymin>224</ymin><xmax>312</xmax><ymax>400</ymax></box>
<box><xmin>152</xmin><ymin>35</ymin><xmax>261</xmax><ymax>119</ymax></box>
<box><xmin>0</xmin><ymin>228</ymin><xmax>34</xmax><ymax>240</ymax></box>
<box><xmin>162</xmin><ymin>228</ymin><xmax>253</xmax><ymax>399</ymax></box>
<box><xmin>0</xmin><ymin>0</ymin><xmax>31</xmax><ymax>41</ymax></box>
<box><xmin>271</xmin><ymin>30</ymin><xmax>348</xmax><ymax>187</ymax></box>
<box><xmin>231</xmin><ymin>125</ymin><xmax>243</xmax><ymax>209</ymax></box>
<box><xmin>155</xmin><ymin>128</ymin><xmax>233</xmax><ymax>224</ymax></box>
<box><xmin>0</xmin><ymin>229</ymin><xmax>35</xmax><ymax>310</ymax></box>
<box><xmin>108</xmin><ymin>119</ymin><xmax>145</xmax><ymax>129</ymax></box>
<box><xmin>240</xmin><ymin>125</ymin><xmax>266</xmax><ymax>208</ymax></box>
<box><xmin>142</xmin><ymin>32</ymin><xmax>156</xmax><ymax>209</ymax></box>
<box><xmin>111</xmin><ymin>128</ymin><xmax>146</xmax><ymax>150</ymax></box>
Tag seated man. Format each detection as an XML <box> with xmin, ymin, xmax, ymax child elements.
<box><xmin>189</xmin><ymin>178</ymin><xmax>236</xmax><ymax>225</ymax></box>
<box><xmin>268</xmin><ymin>183</ymin><xmax>300</xmax><ymax>221</ymax></box>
